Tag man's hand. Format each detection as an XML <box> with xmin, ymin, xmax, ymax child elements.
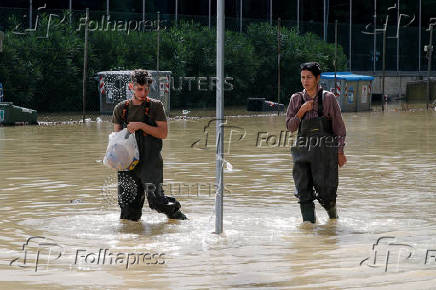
<box><xmin>301</xmin><ymin>100</ymin><xmax>314</xmax><ymax>112</ymax></box>
<box><xmin>297</xmin><ymin>100</ymin><xmax>313</xmax><ymax>119</ymax></box>
<box><xmin>126</xmin><ymin>121</ymin><xmax>168</xmax><ymax>139</ymax></box>
<box><xmin>127</xmin><ymin>122</ymin><xmax>144</xmax><ymax>134</ymax></box>
<box><xmin>338</xmin><ymin>152</ymin><xmax>347</xmax><ymax>167</ymax></box>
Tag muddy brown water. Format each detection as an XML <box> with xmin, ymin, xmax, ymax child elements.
<box><xmin>0</xmin><ymin>109</ymin><xmax>435</xmax><ymax>289</ymax></box>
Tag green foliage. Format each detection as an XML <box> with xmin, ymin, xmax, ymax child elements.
<box><xmin>245</xmin><ymin>22</ymin><xmax>347</xmax><ymax>103</ymax></box>
<box><xmin>0</xmin><ymin>13</ymin><xmax>347</xmax><ymax>112</ymax></box>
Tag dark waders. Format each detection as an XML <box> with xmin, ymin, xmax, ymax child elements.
<box><xmin>117</xmin><ymin>101</ymin><xmax>185</xmax><ymax>221</ymax></box>
<box><xmin>291</xmin><ymin>91</ymin><xmax>339</xmax><ymax>223</ymax></box>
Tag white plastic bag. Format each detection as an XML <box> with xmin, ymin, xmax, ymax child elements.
<box><xmin>103</xmin><ymin>128</ymin><xmax>139</xmax><ymax>171</ymax></box>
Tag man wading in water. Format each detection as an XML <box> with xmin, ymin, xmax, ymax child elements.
<box><xmin>112</xmin><ymin>69</ymin><xmax>187</xmax><ymax>221</ymax></box>
<box><xmin>286</xmin><ymin>62</ymin><xmax>347</xmax><ymax>223</ymax></box>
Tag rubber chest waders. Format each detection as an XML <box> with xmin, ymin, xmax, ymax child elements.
<box><xmin>117</xmin><ymin>99</ymin><xmax>182</xmax><ymax>221</ymax></box>
<box><xmin>291</xmin><ymin>90</ymin><xmax>339</xmax><ymax>222</ymax></box>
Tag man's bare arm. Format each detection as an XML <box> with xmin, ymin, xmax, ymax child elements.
<box><xmin>127</xmin><ymin>121</ymin><xmax>168</xmax><ymax>139</ymax></box>
<box><xmin>114</xmin><ymin>123</ymin><xmax>122</xmax><ymax>132</ymax></box>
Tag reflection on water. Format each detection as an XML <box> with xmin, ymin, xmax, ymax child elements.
<box><xmin>0</xmin><ymin>110</ymin><xmax>435</xmax><ymax>288</ymax></box>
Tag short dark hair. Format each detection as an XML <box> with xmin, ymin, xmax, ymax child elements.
<box><xmin>300</xmin><ymin>62</ymin><xmax>322</xmax><ymax>77</ymax></box>
<box><xmin>131</xmin><ymin>69</ymin><xmax>153</xmax><ymax>86</ymax></box>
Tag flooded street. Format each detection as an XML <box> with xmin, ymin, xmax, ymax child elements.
<box><xmin>0</xmin><ymin>110</ymin><xmax>435</xmax><ymax>289</ymax></box>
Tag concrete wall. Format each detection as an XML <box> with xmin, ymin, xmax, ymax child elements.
<box><xmin>353</xmin><ymin>71</ymin><xmax>436</xmax><ymax>98</ymax></box>
<box><xmin>406</xmin><ymin>80</ymin><xmax>436</xmax><ymax>104</ymax></box>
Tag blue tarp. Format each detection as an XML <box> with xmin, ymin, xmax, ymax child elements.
<box><xmin>321</xmin><ymin>72</ymin><xmax>374</xmax><ymax>81</ymax></box>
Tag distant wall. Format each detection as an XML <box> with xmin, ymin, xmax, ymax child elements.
<box><xmin>354</xmin><ymin>71</ymin><xmax>435</xmax><ymax>98</ymax></box>
<box><xmin>406</xmin><ymin>80</ymin><xmax>436</xmax><ymax>104</ymax></box>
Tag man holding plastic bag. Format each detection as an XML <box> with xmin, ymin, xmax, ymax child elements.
<box><xmin>108</xmin><ymin>69</ymin><xmax>187</xmax><ymax>221</ymax></box>
<box><xmin>103</xmin><ymin>129</ymin><xmax>139</xmax><ymax>171</ymax></box>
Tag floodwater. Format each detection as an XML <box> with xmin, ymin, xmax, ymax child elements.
<box><xmin>0</xmin><ymin>109</ymin><xmax>435</xmax><ymax>289</ymax></box>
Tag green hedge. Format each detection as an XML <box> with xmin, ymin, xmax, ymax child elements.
<box><xmin>0</xmin><ymin>12</ymin><xmax>347</xmax><ymax>112</ymax></box>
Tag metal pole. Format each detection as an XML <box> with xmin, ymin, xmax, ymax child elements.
<box><xmin>69</xmin><ymin>0</ymin><xmax>72</xmax><ymax>25</ymax></box>
<box><xmin>106</xmin><ymin>0</ymin><xmax>109</xmax><ymax>19</ymax></box>
<box><xmin>0</xmin><ymin>31</ymin><xmax>4</xmax><ymax>53</ymax></box>
<box><xmin>419</xmin><ymin>0</ymin><xmax>422</xmax><ymax>71</ymax></box>
<box><xmin>277</xmin><ymin>17</ymin><xmax>281</xmax><ymax>115</ymax></box>
<box><xmin>175</xmin><ymin>0</ymin><xmax>178</xmax><ymax>25</ymax></box>
<box><xmin>215</xmin><ymin>0</ymin><xmax>224</xmax><ymax>235</ymax></box>
<box><xmin>323</xmin><ymin>0</ymin><xmax>326</xmax><ymax>41</ymax></box>
<box><xmin>157</xmin><ymin>12</ymin><xmax>160</xmax><ymax>75</ymax></box>
<box><xmin>297</xmin><ymin>0</ymin><xmax>299</xmax><ymax>33</ymax></box>
<box><xmin>427</xmin><ymin>24</ymin><xmax>434</xmax><ymax>110</ymax></box>
<box><xmin>239</xmin><ymin>0</ymin><xmax>242</xmax><ymax>33</ymax></box>
<box><xmin>142</xmin><ymin>0</ymin><xmax>145</xmax><ymax>32</ymax></box>
<box><xmin>373</xmin><ymin>0</ymin><xmax>377</xmax><ymax>72</ymax></box>
<box><xmin>349</xmin><ymin>0</ymin><xmax>352</xmax><ymax>71</ymax></box>
<box><xmin>326</xmin><ymin>0</ymin><xmax>329</xmax><ymax>38</ymax></box>
<box><xmin>396</xmin><ymin>0</ymin><xmax>400</xmax><ymax>104</ymax></box>
<box><xmin>335</xmin><ymin>20</ymin><xmax>338</xmax><ymax>94</ymax></box>
<box><xmin>209</xmin><ymin>0</ymin><xmax>211</xmax><ymax>29</ymax></box>
<box><xmin>82</xmin><ymin>8</ymin><xmax>89</xmax><ymax>123</ymax></box>
<box><xmin>382</xmin><ymin>22</ymin><xmax>387</xmax><ymax>112</ymax></box>
<box><xmin>157</xmin><ymin>11</ymin><xmax>161</xmax><ymax>112</ymax></box>
<box><xmin>396</xmin><ymin>0</ymin><xmax>400</xmax><ymax>72</ymax></box>
<box><xmin>29</xmin><ymin>0</ymin><xmax>32</xmax><ymax>29</ymax></box>
<box><xmin>157</xmin><ymin>12</ymin><xmax>160</xmax><ymax>71</ymax></box>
